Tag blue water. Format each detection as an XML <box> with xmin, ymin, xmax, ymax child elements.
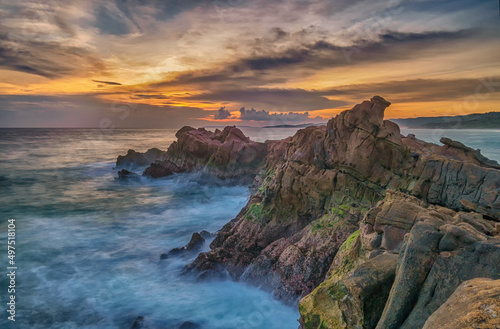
<box><xmin>0</xmin><ymin>128</ymin><xmax>299</xmax><ymax>329</ymax></box>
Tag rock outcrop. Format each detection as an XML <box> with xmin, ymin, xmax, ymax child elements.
<box><xmin>143</xmin><ymin>126</ymin><xmax>267</xmax><ymax>184</ymax></box>
<box><xmin>184</xmin><ymin>96</ymin><xmax>500</xmax><ymax>306</ymax></box>
<box><xmin>126</xmin><ymin>96</ymin><xmax>500</xmax><ymax>328</ymax></box>
<box><xmin>299</xmin><ymin>190</ymin><xmax>500</xmax><ymax>329</ymax></box>
<box><xmin>116</xmin><ymin>148</ymin><xmax>167</xmax><ymax>169</ymax></box>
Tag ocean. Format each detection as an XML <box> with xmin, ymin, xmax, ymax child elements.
<box><xmin>0</xmin><ymin>127</ymin><xmax>499</xmax><ymax>329</ymax></box>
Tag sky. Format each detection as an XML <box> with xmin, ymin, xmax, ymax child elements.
<box><xmin>0</xmin><ymin>0</ymin><xmax>499</xmax><ymax>128</ymax></box>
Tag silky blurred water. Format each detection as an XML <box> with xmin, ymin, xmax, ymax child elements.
<box><xmin>0</xmin><ymin>128</ymin><xmax>299</xmax><ymax>329</ymax></box>
<box><xmin>0</xmin><ymin>126</ymin><xmax>498</xmax><ymax>329</ymax></box>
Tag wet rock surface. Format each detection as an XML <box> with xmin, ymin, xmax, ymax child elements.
<box><xmin>117</xmin><ymin>148</ymin><xmax>167</xmax><ymax>170</ymax></box>
<box><xmin>161</xmin><ymin>233</ymin><xmax>207</xmax><ymax>260</ymax></box>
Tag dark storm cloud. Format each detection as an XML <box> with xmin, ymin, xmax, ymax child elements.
<box><xmin>94</xmin><ymin>3</ymin><xmax>132</xmax><ymax>35</ymax></box>
<box><xmin>153</xmin><ymin>28</ymin><xmax>477</xmax><ymax>92</ymax></box>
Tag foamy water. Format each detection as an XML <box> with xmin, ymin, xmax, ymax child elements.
<box><xmin>0</xmin><ymin>128</ymin><xmax>299</xmax><ymax>329</ymax></box>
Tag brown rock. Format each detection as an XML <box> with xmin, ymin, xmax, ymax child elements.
<box><xmin>422</xmin><ymin>278</ymin><xmax>500</xmax><ymax>329</ymax></box>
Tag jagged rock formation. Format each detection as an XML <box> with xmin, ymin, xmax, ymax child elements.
<box><xmin>142</xmin><ymin>126</ymin><xmax>267</xmax><ymax>184</ymax></box>
<box><xmin>121</xmin><ymin>96</ymin><xmax>500</xmax><ymax>328</ymax></box>
<box><xmin>116</xmin><ymin>148</ymin><xmax>167</xmax><ymax>169</ymax></box>
<box><xmin>299</xmin><ymin>190</ymin><xmax>499</xmax><ymax>329</ymax></box>
<box><xmin>183</xmin><ymin>96</ymin><xmax>500</xmax><ymax>306</ymax></box>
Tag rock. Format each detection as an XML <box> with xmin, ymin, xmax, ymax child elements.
<box><xmin>176</xmin><ymin>321</ymin><xmax>201</xmax><ymax>329</ymax></box>
<box><xmin>300</xmin><ymin>191</ymin><xmax>500</xmax><ymax>329</ymax></box>
<box><xmin>341</xmin><ymin>253</ymin><xmax>399</xmax><ymax>329</ymax></box>
<box><xmin>400</xmin><ymin>240</ymin><xmax>500</xmax><ymax>329</ymax></box>
<box><xmin>440</xmin><ymin>137</ymin><xmax>500</xmax><ymax>169</ymax></box>
<box><xmin>199</xmin><ymin>230</ymin><xmax>214</xmax><ymax>239</ymax></box>
<box><xmin>185</xmin><ymin>233</ymin><xmax>205</xmax><ymax>252</ymax></box>
<box><xmin>376</xmin><ymin>222</ymin><xmax>443</xmax><ymax>329</ymax></box>
<box><xmin>143</xmin><ymin>162</ymin><xmax>174</xmax><ymax>178</ymax></box>
<box><xmin>123</xmin><ymin>96</ymin><xmax>500</xmax><ymax>329</ymax></box>
<box><xmin>184</xmin><ymin>96</ymin><xmax>500</xmax><ymax>306</ymax></box>
<box><xmin>161</xmin><ymin>232</ymin><xmax>206</xmax><ymax>260</ymax></box>
<box><xmin>117</xmin><ymin>148</ymin><xmax>167</xmax><ymax>169</ymax></box>
<box><xmin>438</xmin><ymin>223</ymin><xmax>487</xmax><ymax>252</ymax></box>
<box><xmin>130</xmin><ymin>316</ymin><xmax>147</xmax><ymax>329</ymax></box>
<box><xmin>117</xmin><ymin>169</ymin><xmax>141</xmax><ymax>182</ymax></box>
<box><xmin>422</xmin><ymin>278</ymin><xmax>500</xmax><ymax>329</ymax></box>
<box><xmin>143</xmin><ymin>126</ymin><xmax>267</xmax><ymax>183</ymax></box>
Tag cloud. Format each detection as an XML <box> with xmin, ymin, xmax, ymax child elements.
<box><xmin>320</xmin><ymin>76</ymin><xmax>500</xmax><ymax>103</ymax></box>
<box><xmin>239</xmin><ymin>107</ymin><xmax>320</xmax><ymax>123</ymax></box>
<box><xmin>0</xmin><ymin>2</ymin><xmax>107</xmax><ymax>79</ymax></box>
<box><xmin>186</xmin><ymin>88</ymin><xmax>348</xmax><ymax>112</ymax></box>
<box><xmin>213</xmin><ymin>107</ymin><xmax>232</xmax><ymax>120</ymax></box>
<box><xmin>0</xmin><ymin>94</ymin><xmax>210</xmax><ymax>128</ymax></box>
<box><xmin>92</xmin><ymin>79</ymin><xmax>122</xmax><ymax>85</ymax></box>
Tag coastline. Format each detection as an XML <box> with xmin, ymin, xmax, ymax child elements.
<box><xmin>116</xmin><ymin>96</ymin><xmax>500</xmax><ymax>328</ymax></box>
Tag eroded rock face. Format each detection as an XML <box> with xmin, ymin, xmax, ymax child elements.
<box><xmin>299</xmin><ymin>191</ymin><xmax>500</xmax><ymax>329</ymax></box>
<box><xmin>179</xmin><ymin>97</ymin><xmax>500</xmax><ymax>306</ymax></box>
<box><xmin>422</xmin><ymin>278</ymin><xmax>500</xmax><ymax>329</ymax></box>
<box><xmin>143</xmin><ymin>126</ymin><xmax>267</xmax><ymax>183</ymax></box>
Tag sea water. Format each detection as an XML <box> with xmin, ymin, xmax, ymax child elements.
<box><xmin>0</xmin><ymin>127</ymin><xmax>498</xmax><ymax>329</ymax></box>
<box><xmin>0</xmin><ymin>128</ymin><xmax>299</xmax><ymax>329</ymax></box>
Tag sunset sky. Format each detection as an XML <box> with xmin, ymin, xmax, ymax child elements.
<box><xmin>0</xmin><ymin>0</ymin><xmax>499</xmax><ymax>128</ymax></box>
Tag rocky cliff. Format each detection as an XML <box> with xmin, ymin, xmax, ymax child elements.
<box><xmin>116</xmin><ymin>96</ymin><xmax>500</xmax><ymax>328</ymax></box>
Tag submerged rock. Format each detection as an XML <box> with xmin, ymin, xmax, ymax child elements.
<box><xmin>175</xmin><ymin>321</ymin><xmax>202</xmax><ymax>329</ymax></box>
<box><xmin>117</xmin><ymin>169</ymin><xmax>141</xmax><ymax>182</ymax></box>
<box><xmin>116</xmin><ymin>148</ymin><xmax>167</xmax><ymax>169</ymax></box>
<box><xmin>161</xmin><ymin>233</ymin><xmax>206</xmax><ymax>260</ymax></box>
<box><xmin>130</xmin><ymin>316</ymin><xmax>147</xmax><ymax>329</ymax></box>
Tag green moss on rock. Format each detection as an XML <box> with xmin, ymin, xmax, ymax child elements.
<box><xmin>299</xmin><ymin>230</ymin><xmax>366</xmax><ymax>329</ymax></box>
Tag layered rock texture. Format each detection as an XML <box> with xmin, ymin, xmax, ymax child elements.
<box><xmin>118</xmin><ymin>96</ymin><xmax>500</xmax><ymax>329</ymax></box>
<box><xmin>116</xmin><ymin>126</ymin><xmax>267</xmax><ymax>183</ymax></box>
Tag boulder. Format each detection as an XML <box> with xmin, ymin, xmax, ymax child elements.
<box><xmin>161</xmin><ymin>233</ymin><xmax>206</xmax><ymax>260</ymax></box>
<box><xmin>117</xmin><ymin>169</ymin><xmax>141</xmax><ymax>182</ymax></box>
<box><xmin>422</xmin><ymin>278</ymin><xmax>500</xmax><ymax>329</ymax></box>
<box><xmin>130</xmin><ymin>316</ymin><xmax>146</xmax><ymax>329</ymax></box>
<box><xmin>116</xmin><ymin>148</ymin><xmax>167</xmax><ymax>169</ymax></box>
